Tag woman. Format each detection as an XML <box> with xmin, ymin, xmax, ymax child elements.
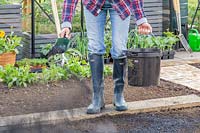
<box><xmin>60</xmin><ymin>0</ymin><xmax>152</xmax><ymax>114</ymax></box>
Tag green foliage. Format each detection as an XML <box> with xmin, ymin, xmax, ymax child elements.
<box><xmin>104</xmin><ymin>65</ymin><xmax>112</xmax><ymax>77</ymax></box>
<box><xmin>0</xmin><ymin>0</ymin><xmax>13</xmax><ymax>4</ymax></box>
<box><xmin>41</xmin><ymin>44</ymin><xmax>53</xmax><ymax>56</ymax></box>
<box><xmin>104</xmin><ymin>20</ymin><xmax>112</xmax><ymax>58</ymax></box>
<box><xmin>65</xmin><ymin>57</ymin><xmax>91</xmax><ymax>78</ymax></box>
<box><xmin>0</xmin><ymin>32</ymin><xmax>22</xmax><ymax>54</ymax></box>
<box><xmin>0</xmin><ymin>0</ymin><xmax>21</xmax><ymax>5</ymax></box>
<box><xmin>0</xmin><ymin>65</ymin><xmax>37</xmax><ymax>88</ymax></box>
<box><xmin>163</xmin><ymin>31</ymin><xmax>179</xmax><ymax>50</ymax></box>
<box><xmin>69</xmin><ymin>34</ymin><xmax>88</xmax><ymax>60</ymax></box>
<box><xmin>28</xmin><ymin>0</ymin><xmax>84</xmax><ymax>34</ymax></box>
<box><xmin>40</xmin><ymin>65</ymin><xmax>70</xmax><ymax>82</ymax></box>
<box><xmin>16</xmin><ymin>58</ymin><xmax>48</xmax><ymax>67</ymax></box>
<box><xmin>188</xmin><ymin>0</ymin><xmax>200</xmax><ymax>29</ymax></box>
<box><xmin>127</xmin><ymin>30</ymin><xmax>179</xmax><ymax>51</ymax></box>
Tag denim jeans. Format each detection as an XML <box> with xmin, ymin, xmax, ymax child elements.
<box><xmin>84</xmin><ymin>6</ymin><xmax>130</xmax><ymax>59</ymax></box>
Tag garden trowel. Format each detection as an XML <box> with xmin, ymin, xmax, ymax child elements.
<box><xmin>47</xmin><ymin>0</ymin><xmax>70</xmax><ymax>58</ymax></box>
<box><xmin>173</xmin><ymin>0</ymin><xmax>192</xmax><ymax>53</ymax></box>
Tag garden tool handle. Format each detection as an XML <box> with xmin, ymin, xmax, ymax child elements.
<box><xmin>51</xmin><ymin>0</ymin><xmax>61</xmax><ymax>38</ymax></box>
<box><xmin>173</xmin><ymin>0</ymin><xmax>180</xmax><ymax>13</ymax></box>
<box><xmin>173</xmin><ymin>0</ymin><xmax>182</xmax><ymax>33</ymax></box>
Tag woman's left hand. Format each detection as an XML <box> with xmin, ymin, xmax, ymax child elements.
<box><xmin>138</xmin><ymin>22</ymin><xmax>152</xmax><ymax>35</ymax></box>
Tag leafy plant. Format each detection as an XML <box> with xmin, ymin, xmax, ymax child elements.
<box><xmin>104</xmin><ymin>21</ymin><xmax>112</xmax><ymax>58</ymax></box>
<box><xmin>40</xmin><ymin>44</ymin><xmax>53</xmax><ymax>56</ymax></box>
<box><xmin>71</xmin><ymin>34</ymin><xmax>88</xmax><ymax>60</ymax></box>
<box><xmin>163</xmin><ymin>31</ymin><xmax>179</xmax><ymax>50</ymax></box>
<box><xmin>16</xmin><ymin>58</ymin><xmax>48</xmax><ymax>67</ymax></box>
<box><xmin>40</xmin><ymin>64</ymin><xmax>70</xmax><ymax>82</ymax></box>
<box><xmin>0</xmin><ymin>0</ymin><xmax>12</xmax><ymax>4</ymax></box>
<box><xmin>0</xmin><ymin>31</ymin><xmax>22</xmax><ymax>54</ymax></box>
<box><xmin>127</xmin><ymin>30</ymin><xmax>179</xmax><ymax>51</ymax></box>
<box><xmin>104</xmin><ymin>65</ymin><xmax>112</xmax><ymax>77</ymax></box>
<box><xmin>65</xmin><ymin>57</ymin><xmax>91</xmax><ymax>78</ymax></box>
<box><xmin>0</xmin><ymin>65</ymin><xmax>37</xmax><ymax>88</ymax></box>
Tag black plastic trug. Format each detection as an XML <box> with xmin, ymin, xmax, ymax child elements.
<box><xmin>126</xmin><ymin>48</ymin><xmax>161</xmax><ymax>87</ymax></box>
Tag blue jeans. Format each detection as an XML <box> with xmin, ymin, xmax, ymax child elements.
<box><xmin>84</xmin><ymin>7</ymin><xmax>130</xmax><ymax>59</ymax></box>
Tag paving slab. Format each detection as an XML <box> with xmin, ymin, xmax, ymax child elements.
<box><xmin>1</xmin><ymin>94</ymin><xmax>200</xmax><ymax>128</ymax></box>
<box><xmin>161</xmin><ymin>64</ymin><xmax>200</xmax><ymax>91</ymax></box>
<box><xmin>161</xmin><ymin>52</ymin><xmax>200</xmax><ymax>67</ymax></box>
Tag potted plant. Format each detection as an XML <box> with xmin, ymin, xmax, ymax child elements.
<box><xmin>163</xmin><ymin>31</ymin><xmax>179</xmax><ymax>59</ymax></box>
<box><xmin>0</xmin><ymin>31</ymin><xmax>22</xmax><ymax>67</ymax></box>
<box><xmin>126</xmin><ymin>30</ymin><xmax>161</xmax><ymax>87</ymax></box>
<box><xmin>16</xmin><ymin>58</ymin><xmax>48</xmax><ymax>73</ymax></box>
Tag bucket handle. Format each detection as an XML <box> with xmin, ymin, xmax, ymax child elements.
<box><xmin>189</xmin><ymin>29</ymin><xmax>199</xmax><ymax>35</ymax></box>
<box><xmin>126</xmin><ymin>51</ymin><xmax>138</xmax><ymax>57</ymax></box>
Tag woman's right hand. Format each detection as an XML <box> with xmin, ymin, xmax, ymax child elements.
<box><xmin>60</xmin><ymin>27</ymin><xmax>71</xmax><ymax>38</ymax></box>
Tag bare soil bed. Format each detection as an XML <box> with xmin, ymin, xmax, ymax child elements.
<box><xmin>0</xmin><ymin>76</ymin><xmax>199</xmax><ymax>117</ymax></box>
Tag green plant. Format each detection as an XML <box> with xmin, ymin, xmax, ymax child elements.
<box><xmin>0</xmin><ymin>65</ymin><xmax>37</xmax><ymax>88</ymax></box>
<box><xmin>41</xmin><ymin>44</ymin><xmax>53</xmax><ymax>56</ymax></box>
<box><xmin>127</xmin><ymin>30</ymin><xmax>179</xmax><ymax>51</ymax></box>
<box><xmin>163</xmin><ymin>31</ymin><xmax>179</xmax><ymax>50</ymax></box>
<box><xmin>0</xmin><ymin>31</ymin><xmax>22</xmax><ymax>54</ymax></box>
<box><xmin>0</xmin><ymin>0</ymin><xmax>21</xmax><ymax>4</ymax></box>
<box><xmin>74</xmin><ymin>35</ymin><xmax>88</xmax><ymax>60</ymax></box>
<box><xmin>104</xmin><ymin>21</ymin><xmax>112</xmax><ymax>58</ymax></box>
<box><xmin>188</xmin><ymin>0</ymin><xmax>200</xmax><ymax>29</ymax></box>
<box><xmin>40</xmin><ymin>64</ymin><xmax>70</xmax><ymax>82</ymax></box>
<box><xmin>0</xmin><ymin>0</ymin><xmax>11</xmax><ymax>4</ymax></box>
<box><xmin>104</xmin><ymin>31</ymin><xmax>112</xmax><ymax>58</ymax></box>
<box><xmin>65</xmin><ymin>57</ymin><xmax>91</xmax><ymax>78</ymax></box>
<box><xmin>104</xmin><ymin>65</ymin><xmax>112</xmax><ymax>77</ymax></box>
<box><xmin>16</xmin><ymin>58</ymin><xmax>48</xmax><ymax>67</ymax></box>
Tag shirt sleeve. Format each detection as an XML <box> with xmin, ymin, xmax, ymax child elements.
<box><xmin>61</xmin><ymin>0</ymin><xmax>79</xmax><ymax>29</ymax></box>
<box><xmin>131</xmin><ymin>0</ymin><xmax>148</xmax><ymax>25</ymax></box>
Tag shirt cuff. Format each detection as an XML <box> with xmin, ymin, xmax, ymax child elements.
<box><xmin>136</xmin><ymin>17</ymin><xmax>148</xmax><ymax>26</ymax></box>
<box><xmin>61</xmin><ymin>21</ymin><xmax>72</xmax><ymax>30</ymax></box>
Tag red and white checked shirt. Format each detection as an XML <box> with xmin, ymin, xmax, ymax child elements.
<box><xmin>61</xmin><ymin>0</ymin><xmax>147</xmax><ymax>29</ymax></box>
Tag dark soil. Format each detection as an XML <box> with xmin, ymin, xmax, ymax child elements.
<box><xmin>0</xmin><ymin>76</ymin><xmax>199</xmax><ymax>117</ymax></box>
<box><xmin>190</xmin><ymin>63</ymin><xmax>200</xmax><ymax>69</ymax></box>
<box><xmin>58</xmin><ymin>107</ymin><xmax>200</xmax><ymax>133</ymax></box>
<box><xmin>3</xmin><ymin>107</ymin><xmax>200</xmax><ymax>133</ymax></box>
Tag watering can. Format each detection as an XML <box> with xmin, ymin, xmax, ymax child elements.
<box><xmin>188</xmin><ymin>29</ymin><xmax>200</xmax><ymax>52</ymax></box>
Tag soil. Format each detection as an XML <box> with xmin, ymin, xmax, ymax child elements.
<box><xmin>0</xmin><ymin>76</ymin><xmax>199</xmax><ymax>117</ymax></box>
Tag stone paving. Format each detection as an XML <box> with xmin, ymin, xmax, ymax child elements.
<box><xmin>161</xmin><ymin>52</ymin><xmax>200</xmax><ymax>91</ymax></box>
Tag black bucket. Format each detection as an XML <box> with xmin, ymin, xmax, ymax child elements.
<box><xmin>125</xmin><ymin>48</ymin><xmax>161</xmax><ymax>87</ymax></box>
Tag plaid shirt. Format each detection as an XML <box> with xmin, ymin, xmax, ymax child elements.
<box><xmin>62</xmin><ymin>0</ymin><xmax>147</xmax><ymax>29</ymax></box>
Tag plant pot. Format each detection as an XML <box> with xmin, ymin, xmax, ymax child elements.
<box><xmin>30</xmin><ymin>65</ymin><xmax>46</xmax><ymax>73</ymax></box>
<box><xmin>125</xmin><ymin>48</ymin><xmax>161</xmax><ymax>87</ymax></box>
<box><xmin>168</xmin><ymin>50</ymin><xmax>175</xmax><ymax>59</ymax></box>
<box><xmin>0</xmin><ymin>52</ymin><xmax>16</xmax><ymax>67</ymax></box>
<box><xmin>161</xmin><ymin>51</ymin><xmax>169</xmax><ymax>60</ymax></box>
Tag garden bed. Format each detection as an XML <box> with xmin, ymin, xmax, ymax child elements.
<box><xmin>0</xmin><ymin>76</ymin><xmax>199</xmax><ymax>117</ymax></box>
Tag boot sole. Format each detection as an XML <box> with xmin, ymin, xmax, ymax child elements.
<box><xmin>113</xmin><ymin>103</ymin><xmax>128</xmax><ymax>111</ymax></box>
<box><xmin>87</xmin><ymin>105</ymin><xmax>105</xmax><ymax>114</ymax></box>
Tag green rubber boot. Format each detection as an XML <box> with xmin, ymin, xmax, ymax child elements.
<box><xmin>87</xmin><ymin>54</ymin><xmax>105</xmax><ymax>114</ymax></box>
<box><xmin>113</xmin><ymin>58</ymin><xmax>128</xmax><ymax>111</ymax></box>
